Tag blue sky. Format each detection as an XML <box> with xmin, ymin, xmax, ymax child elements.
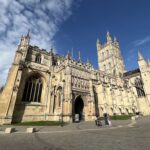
<box><xmin>0</xmin><ymin>0</ymin><xmax>150</xmax><ymax>86</ymax></box>
<box><xmin>55</xmin><ymin>0</ymin><xmax>150</xmax><ymax>70</ymax></box>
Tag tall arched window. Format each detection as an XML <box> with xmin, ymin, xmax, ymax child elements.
<box><xmin>22</xmin><ymin>75</ymin><xmax>43</xmax><ymax>102</ymax></box>
<box><xmin>35</xmin><ymin>54</ymin><xmax>41</xmax><ymax>63</ymax></box>
<box><xmin>53</xmin><ymin>94</ymin><xmax>56</xmax><ymax>113</ymax></box>
<box><xmin>56</xmin><ymin>87</ymin><xmax>62</xmax><ymax>107</ymax></box>
<box><xmin>135</xmin><ymin>78</ymin><xmax>145</xmax><ymax>97</ymax></box>
<box><xmin>93</xmin><ymin>86</ymin><xmax>99</xmax><ymax>117</ymax></box>
<box><xmin>113</xmin><ymin>69</ymin><xmax>116</xmax><ymax>76</ymax></box>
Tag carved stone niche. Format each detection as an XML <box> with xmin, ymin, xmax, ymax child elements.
<box><xmin>110</xmin><ymin>85</ymin><xmax>115</xmax><ymax>91</ymax></box>
<box><xmin>127</xmin><ymin>89</ymin><xmax>130</xmax><ymax>93</ymax></box>
<box><xmin>110</xmin><ymin>78</ymin><xmax>115</xmax><ymax>85</ymax></box>
<box><xmin>97</xmin><ymin>80</ymin><xmax>102</xmax><ymax>85</ymax></box>
<box><xmin>119</xmin><ymin>86</ymin><xmax>123</xmax><ymax>91</ymax></box>
<box><xmin>19</xmin><ymin>65</ymin><xmax>24</xmax><ymax>70</ymax></box>
<box><xmin>52</xmin><ymin>75</ymin><xmax>55</xmax><ymax>78</ymax></box>
<box><xmin>102</xmin><ymin>81</ymin><xmax>109</xmax><ymax>88</ymax></box>
<box><xmin>106</xmin><ymin>83</ymin><xmax>110</xmax><ymax>87</ymax></box>
<box><xmin>13</xmin><ymin>85</ymin><xmax>19</xmax><ymax>92</ymax></box>
<box><xmin>65</xmin><ymin>66</ymin><xmax>71</xmax><ymax>75</ymax></box>
<box><xmin>112</xmin><ymin>85</ymin><xmax>117</xmax><ymax>90</ymax></box>
<box><xmin>19</xmin><ymin>60</ymin><xmax>27</xmax><ymax>69</ymax></box>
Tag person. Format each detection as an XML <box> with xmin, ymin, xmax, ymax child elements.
<box><xmin>104</xmin><ymin>113</ymin><xmax>109</xmax><ymax>125</ymax></box>
<box><xmin>107</xmin><ymin>114</ymin><xmax>112</xmax><ymax>126</ymax></box>
<box><xmin>95</xmin><ymin>116</ymin><xmax>102</xmax><ymax>126</ymax></box>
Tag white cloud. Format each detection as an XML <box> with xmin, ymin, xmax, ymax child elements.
<box><xmin>0</xmin><ymin>0</ymin><xmax>75</xmax><ymax>86</ymax></box>
<box><xmin>134</xmin><ymin>35</ymin><xmax>150</xmax><ymax>46</ymax></box>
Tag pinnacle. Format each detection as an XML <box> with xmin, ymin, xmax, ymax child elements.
<box><xmin>138</xmin><ymin>50</ymin><xmax>144</xmax><ymax>60</ymax></box>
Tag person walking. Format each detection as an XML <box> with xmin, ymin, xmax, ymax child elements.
<box><xmin>107</xmin><ymin>114</ymin><xmax>112</xmax><ymax>126</ymax></box>
<box><xmin>104</xmin><ymin>113</ymin><xmax>109</xmax><ymax>125</ymax></box>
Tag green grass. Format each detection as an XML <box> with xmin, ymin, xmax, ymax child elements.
<box><xmin>110</xmin><ymin>115</ymin><xmax>133</xmax><ymax>120</ymax></box>
<box><xmin>12</xmin><ymin>121</ymin><xmax>67</xmax><ymax>126</ymax></box>
<box><xmin>99</xmin><ymin>114</ymin><xmax>133</xmax><ymax>120</ymax></box>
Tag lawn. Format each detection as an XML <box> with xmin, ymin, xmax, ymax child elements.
<box><xmin>12</xmin><ymin>121</ymin><xmax>66</xmax><ymax>126</ymax></box>
<box><xmin>99</xmin><ymin>114</ymin><xmax>133</xmax><ymax>120</ymax></box>
<box><xmin>110</xmin><ymin>115</ymin><xmax>133</xmax><ymax>120</ymax></box>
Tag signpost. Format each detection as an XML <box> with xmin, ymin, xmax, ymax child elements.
<box><xmin>75</xmin><ymin>114</ymin><xmax>79</xmax><ymax>122</ymax></box>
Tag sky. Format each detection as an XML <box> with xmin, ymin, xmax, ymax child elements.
<box><xmin>0</xmin><ymin>0</ymin><xmax>150</xmax><ymax>86</ymax></box>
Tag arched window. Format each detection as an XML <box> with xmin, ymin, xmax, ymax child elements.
<box><xmin>58</xmin><ymin>91</ymin><xmax>61</xmax><ymax>107</ymax></box>
<box><xmin>53</xmin><ymin>94</ymin><xmax>56</xmax><ymax>113</ymax></box>
<box><xmin>56</xmin><ymin>87</ymin><xmax>62</xmax><ymax>107</ymax></box>
<box><xmin>35</xmin><ymin>54</ymin><xmax>41</xmax><ymax>63</ymax></box>
<box><xmin>22</xmin><ymin>75</ymin><xmax>43</xmax><ymax>102</ymax></box>
<box><xmin>135</xmin><ymin>78</ymin><xmax>145</xmax><ymax>97</ymax></box>
<box><xmin>93</xmin><ymin>86</ymin><xmax>99</xmax><ymax>117</ymax></box>
<box><xmin>113</xmin><ymin>69</ymin><xmax>116</xmax><ymax>76</ymax></box>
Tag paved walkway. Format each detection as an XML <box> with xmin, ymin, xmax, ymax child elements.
<box><xmin>0</xmin><ymin>119</ymin><xmax>133</xmax><ymax>134</ymax></box>
<box><xmin>0</xmin><ymin>117</ymin><xmax>149</xmax><ymax>150</ymax></box>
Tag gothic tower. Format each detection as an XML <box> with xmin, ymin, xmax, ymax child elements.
<box><xmin>0</xmin><ymin>31</ymin><xmax>30</xmax><ymax>124</ymax></box>
<box><xmin>18</xmin><ymin>31</ymin><xmax>30</xmax><ymax>61</ymax></box>
<box><xmin>97</xmin><ymin>32</ymin><xmax>125</xmax><ymax>76</ymax></box>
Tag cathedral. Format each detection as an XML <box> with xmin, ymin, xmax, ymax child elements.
<box><xmin>0</xmin><ymin>31</ymin><xmax>150</xmax><ymax>124</ymax></box>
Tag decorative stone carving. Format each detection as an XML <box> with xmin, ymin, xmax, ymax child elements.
<box><xmin>13</xmin><ymin>85</ymin><xmax>18</xmax><ymax>92</ymax></box>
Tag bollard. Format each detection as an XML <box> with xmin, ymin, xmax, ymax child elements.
<box><xmin>26</xmin><ymin>127</ymin><xmax>36</xmax><ymax>133</ymax></box>
<box><xmin>5</xmin><ymin>128</ymin><xmax>15</xmax><ymax>134</ymax></box>
<box><xmin>131</xmin><ymin>116</ymin><xmax>135</xmax><ymax>120</ymax></box>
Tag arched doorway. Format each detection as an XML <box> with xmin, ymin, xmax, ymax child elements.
<box><xmin>74</xmin><ymin>96</ymin><xmax>84</xmax><ymax>121</ymax></box>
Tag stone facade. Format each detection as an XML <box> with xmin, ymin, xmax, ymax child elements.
<box><xmin>0</xmin><ymin>32</ymin><xmax>150</xmax><ymax>124</ymax></box>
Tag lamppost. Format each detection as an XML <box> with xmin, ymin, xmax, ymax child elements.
<box><xmin>61</xmin><ymin>79</ymin><xmax>65</xmax><ymax>127</ymax></box>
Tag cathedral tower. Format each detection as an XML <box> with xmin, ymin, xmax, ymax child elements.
<box><xmin>97</xmin><ymin>32</ymin><xmax>125</xmax><ymax>76</ymax></box>
<box><xmin>18</xmin><ymin>31</ymin><xmax>30</xmax><ymax>61</ymax></box>
<box><xmin>0</xmin><ymin>31</ymin><xmax>30</xmax><ymax>124</ymax></box>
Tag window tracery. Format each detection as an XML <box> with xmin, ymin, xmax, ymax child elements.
<box><xmin>22</xmin><ymin>75</ymin><xmax>43</xmax><ymax>102</ymax></box>
<box><xmin>35</xmin><ymin>54</ymin><xmax>42</xmax><ymax>63</ymax></box>
<box><xmin>135</xmin><ymin>78</ymin><xmax>145</xmax><ymax>97</ymax></box>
